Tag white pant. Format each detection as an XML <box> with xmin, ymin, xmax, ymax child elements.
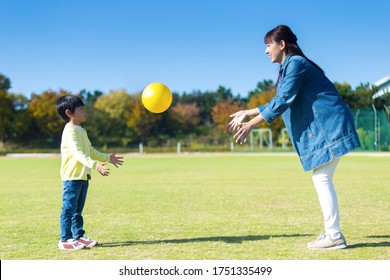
<box><xmin>312</xmin><ymin>157</ymin><xmax>342</xmax><ymax>238</ymax></box>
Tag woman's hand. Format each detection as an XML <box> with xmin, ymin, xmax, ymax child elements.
<box><xmin>233</xmin><ymin>121</ymin><xmax>255</xmax><ymax>144</ymax></box>
<box><xmin>229</xmin><ymin>112</ymin><xmax>265</xmax><ymax>144</ymax></box>
<box><xmin>227</xmin><ymin>110</ymin><xmax>247</xmax><ymax>132</ymax></box>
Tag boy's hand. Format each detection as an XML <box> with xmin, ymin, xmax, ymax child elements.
<box><xmin>97</xmin><ymin>162</ymin><xmax>110</xmax><ymax>176</ymax></box>
<box><xmin>110</xmin><ymin>153</ymin><xmax>124</xmax><ymax>168</ymax></box>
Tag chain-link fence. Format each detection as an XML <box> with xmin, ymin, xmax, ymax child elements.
<box><xmin>244</xmin><ymin>107</ymin><xmax>390</xmax><ymax>152</ymax></box>
<box><xmin>351</xmin><ymin>107</ymin><xmax>389</xmax><ymax>151</ymax></box>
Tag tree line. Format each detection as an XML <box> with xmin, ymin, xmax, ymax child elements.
<box><xmin>0</xmin><ymin>73</ymin><xmax>388</xmax><ymax>150</ymax></box>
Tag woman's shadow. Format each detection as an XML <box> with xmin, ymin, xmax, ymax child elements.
<box><xmin>100</xmin><ymin>234</ymin><xmax>390</xmax><ymax>249</ymax></box>
<box><xmin>348</xmin><ymin>235</ymin><xmax>390</xmax><ymax>249</ymax></box>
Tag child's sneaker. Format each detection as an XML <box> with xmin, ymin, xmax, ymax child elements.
<box><xmin>58</xmin><ymin>239</ymin><xmax>86</xmax><ymax>251</ymax></box>
<box><xmin>76</xmin><ymin>236</ymin><xmax>98</xmax><ymax>248</ymax></box>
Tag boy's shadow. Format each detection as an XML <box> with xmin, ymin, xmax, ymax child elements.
<box><xmin>100</xmin><ymin>234</ymin><xmax>311</xmax><ymax>248</ymax></box>
<box><xmin>348</xmin><ymin>235</ymin><xmax>390</xmax><ymax>249</ymax></box>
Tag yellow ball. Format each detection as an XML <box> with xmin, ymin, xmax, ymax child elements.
<box><xmin>141</xmin><ymin>82</ymin><xmax>172</xmax><ymax>113</ymax></box>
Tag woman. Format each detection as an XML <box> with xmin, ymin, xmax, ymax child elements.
<box><xmin>228</xmin><ymin>25</ymin><xmax>360</xmax><ymax>250</ymax></box>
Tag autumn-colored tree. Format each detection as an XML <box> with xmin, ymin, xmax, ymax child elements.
<box><xmin>178</xmin><ymin>86</ymin><xmax>233</xmax><ymax>125</ymax></box>
<box><xmin>248</xmin><ymin>87</ymin><xmax>285</xmax><ymax>144</ymax></box>
<box><xmin>168</xmin><ymin>102</ymin><xmax>201</xmax><ymax>138</ymax></box>
<box><xmin>124</xmin><ymin>92</ymin><xmax>162</xmax><ymax>144</ymax></box>
<box><xmin>27</xmin><ymin>90</ymin><xmax>69</xmax><ymax>146</ymax></box>
<box><xmin>210</xmin><ymin>99</ymin><xmax>243</xmax><ymax>144</ymax></box>
<box><xmin>92</xmin><ymin>90</ymin><xmax>132</xmax><ymax>147</ymax></box>
<box><xmin>0</xmin><ymin>89</ymin><xmax>14</xmax><ymax>147</ymax></box>
<box><xmin>211</xmin><ymin>99</ymin><xmax>242</xmax><ymax>134</ymax></box>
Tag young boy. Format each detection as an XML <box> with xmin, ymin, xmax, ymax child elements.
<box><xmin>56</xmin><ymin>95</ymin><xmax>124</xmax><ymax>250</ymax></box>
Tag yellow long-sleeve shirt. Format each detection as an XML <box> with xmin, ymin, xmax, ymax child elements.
<box><xmin>60</xmin><ymin>123</ymin><xmax>110</xmax><ymax>181</ymax></box>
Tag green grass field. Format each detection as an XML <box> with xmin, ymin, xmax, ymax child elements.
<box><xmin>0</xmin><ymin>153</ymin><xmax>389</xmax><ymax>260</ymax></box>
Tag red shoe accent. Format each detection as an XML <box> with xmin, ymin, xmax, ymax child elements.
<box><xmin>58</xmin><ymin>239</ymin><xmax>86</xmax><ymax>251</ymax></box>
<box><xmin>77</xmin><ymin>236</ymin><xmax>98</xmax><ymax>248</ymax></box>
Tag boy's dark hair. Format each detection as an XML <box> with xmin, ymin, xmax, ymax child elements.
<box><xmin>56</xmin><ymin>95</ymin><xmax>85</xmax><ymax>123</ymax></box>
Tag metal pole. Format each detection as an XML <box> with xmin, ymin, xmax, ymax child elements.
<box><xmin>354</xmin><ymin>109</ymin><xmax>360</xmax><ymax>131</ymax></box>
<box><xmin>250</xmin><ymin>131</ymin><xmax>253</xmax><ymax>152</ymax></box>
<box><xmin>383</xmin><ymin>106</ymin><xmax>390</xmax><ymax>151</ymax></box>
<box><xmin>259</xmin><ymin>131</ymin><xmax>263</xmax><ymax>149</ymax></box>
<box><xmin>372</xmin><ymin>103</ymin><xmax>378</xmax><ymax>151</ymax></box>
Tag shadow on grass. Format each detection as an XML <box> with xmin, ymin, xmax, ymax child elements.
<box><xmin>348</xmin><ymin>235</ymin><xmax>390</xmax><ymax>249</ymax></box>
<box><xmin>366</xmin><ymin>235</ymin><xmax>390</xmax><ymax>239</ymax></box>
<box><xmin>348</xmin><ymin>242</ymin><xmax>390</xmax><ymax>249</ymax></box>
<box><xmin>347</xmin><ymin>235</ymin><xmax>390</xmax><ymax>249</ymax></box>
<box><xmin>100</xmin><ymin>234</ymin><xmax>311</xmax><ymax>248</ymax></box>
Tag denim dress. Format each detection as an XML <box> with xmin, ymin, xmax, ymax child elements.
<box><xmin>258</xmin><ymin>55</ymin><xmax>361</xmax><ymax>171</ymax></box>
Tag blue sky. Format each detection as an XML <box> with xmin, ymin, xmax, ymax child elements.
<box><xmin>1</xmin><ymin>0</ymin><xmax>389</xmax><ymax>97</ymax></box>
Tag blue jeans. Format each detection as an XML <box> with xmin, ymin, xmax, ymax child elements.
<box><xmin>60</xmin><ymin>180</ymin><xmax>89</xmax><ymax>241</ymax></box>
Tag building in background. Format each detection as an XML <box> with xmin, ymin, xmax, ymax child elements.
<box><xmin>373</xmin><ymin>75</ymin><xmax>390</xmax><ymax>99</ymax></box>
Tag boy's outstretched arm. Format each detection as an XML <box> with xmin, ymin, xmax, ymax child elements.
<box><xmin>110</xmin><ymin>153</ymin><xmax>124</xmax><ymax>168</ymax></box>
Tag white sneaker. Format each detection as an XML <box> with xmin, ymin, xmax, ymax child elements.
<box><xmin>307</xmin><ymin>232</ymin><xmax>347</xmax><ymax>250</ymax></box>
<box><xmin>58</xmin><ymin>239</ymin><xmax>86</xmax><ymax>251</ymax></box>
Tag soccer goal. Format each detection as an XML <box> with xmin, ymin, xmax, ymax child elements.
<box><xmin>249</xmin><ymin>128</ymin><xmax>272</xmax><ymax>151</ymax></box>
